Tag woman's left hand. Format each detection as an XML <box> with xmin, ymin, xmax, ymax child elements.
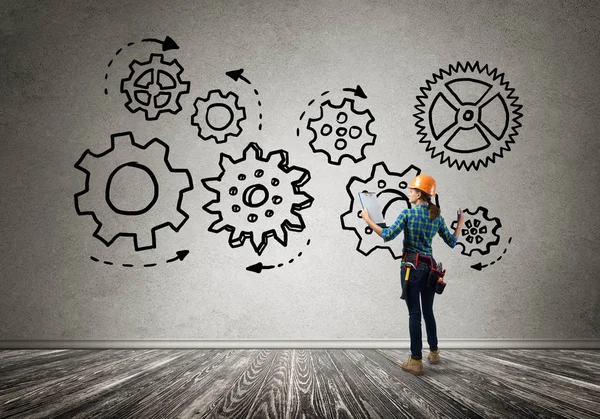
<box><xmin>360</xmin><ymin>208</ymin><xmax>370</xmax><ymax>222</ymax></box>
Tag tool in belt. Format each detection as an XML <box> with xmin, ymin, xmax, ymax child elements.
<box><xmin>400</xmin><ymin>251</ymin><xmax>447</xmax><ymax>300</ymax></box>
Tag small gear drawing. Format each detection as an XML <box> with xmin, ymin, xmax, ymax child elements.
<box><xmin>414</xmin><ymin>61</ymin><xmax>523</xmax><ymax>171</ymax></box>
<box><xmin>121</xmin><ymin>53</ymin><xmax>190</xmax><ymax>120</ymax></box>
<box><xmin>191</xmin><ymin>89</ymin><xmax>246</xmax><ymax>143</ymax></box>
<box><xmin>74</xmin><ymin>132</ymin><xmax>193</xmax><ymax>250</ymax></box>
<box><xmin>451</xmin><ymin>206</ymin><xmax>501</xmax><ymax>256</ymax></box>
<box><xmin>202</xmin><ymin>142</ymin><xmax>314</xmax><ymax>256</ymax></box>
<box><xmin>307</xmin><ymin>98</ymin><xmax>376</xmax><ymax>165</ymax></box>
<box><xmin>340</xmin><ymin>162</ymin><xmax>421</xmax><ymax>259</ymax></box>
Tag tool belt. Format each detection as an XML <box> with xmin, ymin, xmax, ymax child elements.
<box><xmin>402</xmin><ymin>251</ymin><xmax>447</xmax><ymax>295</ymax></box>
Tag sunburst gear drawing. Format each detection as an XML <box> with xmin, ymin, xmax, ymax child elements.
<box><xmin>74</xmin><ymin>132</ymin><xmax>193</xmax><ymax>250</ymax></box>
<box><xmin>202</xmin><ymin>142</ymin><xmax>314</xmax><ymax>256</ymax></box>
<box><xmin>191</xmin><ymin>89</ymin><xmax>246</xmax><ymax>143</ymax></box>
<box><xmin>451</xmin><ymin>206</ymin><xmax>501</xmax><ymax>256</ymax></box>
<box><xmin>121</xmin><ymin>53</ymin><xmax>190</xmax><ymax>120</ymax></box>
<box><xmin>414</xmin><ymin>61</ymin><xmax>523</xmax><ymax>171</ymax></box>
<box><xmin>340</xmin><ymin>163</ymin><xmax>422</xmax><ymax>259</ymax></box>
<box><xmin>307</xmin><ymin>98</ymin><xmax>376</xmax><ymax>165</ymax></box>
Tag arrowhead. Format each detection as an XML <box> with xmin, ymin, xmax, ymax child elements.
<box><xmin>354</xmin><ymin>85</ymin><xmax>367</xmax><ymax>99</ymax></box>
<box><xmin>176</xmin><ymin>250</ymin><xmax>189</xmax><ymax>261</ymax></box>
<box><xmin>471</xmin><ymin>262</ymin><xmax>483</xmax><ymax>271</ymax></box>
<box><xmin>226</xmin><ymin>69</ymin><xmax>245</xmax><ymax>81</ymax></box>
<box><xmin>246</xmin><ymin>262</ymin><xmax>263</xmax><ymax>273</ymax></box>
<box><xmin>162</xmin><ymin>36</ymin><xmax>179</xmax><ymax>51</ymax></box>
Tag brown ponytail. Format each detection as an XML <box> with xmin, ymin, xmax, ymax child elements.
<box><xmin>420</xmin><ymin>191</ymin><xmax>440</xmax><ymax>221</ymax></box>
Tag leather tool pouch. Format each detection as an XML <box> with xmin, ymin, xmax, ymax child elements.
<box><xmin>429</xmin><ymin>267</ymin><xmax>447</xmax><ymax>294</ymax></box>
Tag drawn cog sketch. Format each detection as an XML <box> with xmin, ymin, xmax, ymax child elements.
<box><xmin>202</xmin><ymin>142</ymin><xmax>314</xmax><ymax>256</ymax></box>
<box><xmin>414</xmin><ymin>61</ymin><xmax>523</xmax><ymax>171</ymax></box>
<box><xmin>307</xmin><ymin>98</ymin><xmax>376</xmax><ymax>165</ymax></box>
<box><xmin>74</xmin><ymin>132</ymin><xmax>193</xmax><ymax>250</ymax></box>
<box><xmin>340</xmin><ymin>162</ymin><xmax>421</xmax><ymax>259</ymax></box>
<box><xmin>191</xmin><ymin>89</ymin><xmax>246</xmax><ymax>143</ymax></box>
<box><xmin>121</xmin><ymin>53</ymin><xmax>190</xmax><ymax>120</ymax></box>
<box><xmin>451</xmin><ymin>206</ymin><xmax>501</xmax><ymax>256</ymax></box>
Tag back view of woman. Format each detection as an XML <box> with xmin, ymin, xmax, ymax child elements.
<box><xmin>360</xmin><ymin>174</ymin><xmax>465</xmax><ymax>376</ymax></box>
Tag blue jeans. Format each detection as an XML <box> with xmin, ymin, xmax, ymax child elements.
<box><xmin>400</xmin><ymin>261</ymin><xmax>438</xmax><ymax>359</ymax></box>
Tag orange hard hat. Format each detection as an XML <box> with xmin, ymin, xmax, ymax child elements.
<box><xmin>408</xmin><ymin>174</ymin><xmax>436</xmax><ymax>197</ymax></box>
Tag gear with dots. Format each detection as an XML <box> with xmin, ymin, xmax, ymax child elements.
<box><xmin>191</xmin><ymin>89</ymin><xmax>246</xmax><ymax>144</ymax></box>
<box><xmin>307</xmin><ymin>98</ymin><xmax>376</xmax><ymax>165</ymax></box>
<box><xmin>74</xmin><ymin>132</ymin><xmax>193</xmax><ymax>250</ymax></box>
<box><xmin>201</xmin><ymin>142</ymin><xmax>314</xmax><ymax>256</ymax></box>
<box><xmin>340</xmin><ymin>162</ymin><xmax>422</xmax><ymax>259</ymax></box>
<box><xmin>120</xmin><ymin>53</ymin><xmax>190</xmax><ymax>121</ymax></box>
<box><xmin>451</xmin><ymin>206</ymin><xmax>501</xmax><ymax>256</ymax></box>
<box><xmin>414</xmin><ymin>61</ymin><xmax>522</xmax><ymax>171</ymax></box>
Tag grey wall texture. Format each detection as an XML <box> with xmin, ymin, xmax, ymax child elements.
<box><xmin>1</xmin><ymin>0</ymin><xmax>599</xmax><ymax>341</ymax></box>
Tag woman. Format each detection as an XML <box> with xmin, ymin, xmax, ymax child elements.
<box><xmin>360</xmin><ymin>174</ymin><xmax>465</xmax><ymax>376</ymax></box>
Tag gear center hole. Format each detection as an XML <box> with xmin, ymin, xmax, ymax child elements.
<box><xmin>206</xmin><ymin>104</ymin><xmax>234</xmax><ymax>131</ymax></box>
<box><xmin>243</xmin><ymin>184</ymin><xmax>269</xmax><ymax>208</ymax></box>
<box><xmin>106</xmin><ymin>163</ymin><xmax>158</xmax><ymax>216</ymax></box>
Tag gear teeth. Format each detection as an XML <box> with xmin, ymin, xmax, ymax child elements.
<box><xmin>169</xmin><ymin>210</ymin><xmax>187</xmax><ymax>228</ymax></box>
<box><xmin>96</xmin><ymin>224</ymin><xmax>119</xmax><ymax>244</ymax></box>
<box><xmin>134</xmin><ymin>230</ymin><xmax>155</xmax><ymax>249</ymax></box>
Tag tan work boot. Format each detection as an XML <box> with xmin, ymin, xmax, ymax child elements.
<box><xmin>401</xmin><ymin>355</ymin><xmax>424</xmax><ymax>376</ymax></box>
<box><xmin>428</xmin><ymin>349</ymin><xmax>440</xmax><ymax>364</ymax></box>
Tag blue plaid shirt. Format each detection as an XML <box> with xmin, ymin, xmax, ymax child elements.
<box><xmin>381</xmin><ymin>203</ymin><xmax>457</xmax><ymax>256</ymax></box>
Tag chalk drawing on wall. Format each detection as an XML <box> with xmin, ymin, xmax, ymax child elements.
<box><xmin>202</xmin><ymin>142</ymin><xmax>314</xmax><ymax>256</ymax></box>
<box><xmin>298</xmin><ymin>86</ymin><xmax>376</xmax><ymax>165</ymax></box>
<box><xmin>225</xmin><ymin>69</ymin><xmax>264</xmax><ymax>132</ymax></box>
<box><xmin>191</xmin><ymin>89</ymin><xmax>246</xmax><ymax>143</ymax></box>
<box><xmin>341</xmin><ymin>162</ymin><xmax>423</xmax><ymax>259</ymax></box>
<box><xmin>450</xmin><ymin>206</ymin><xmax>501</xmax><ymax>256</ymax></box>
<box><xmin>450</xmin><ymin>206</ymin><xmax>512</xmax><ymax>271</ymax></box>
<box><xmin>74</xmin><ymin>132</ymin><xmax>193</xmax><ymax>251</ymax></box>
<box><xmin>104</xmin><ymin>36</ymin><xmax>180</xmax><ymax>95</ymax></box>
<box><xmin>246</xmin><ymin>239</ymin><xmax>311</xmax><ymax>274</ymax></box>
<box><xmin>414</xmin><ymin>61</ymin><xmax>523</xmax><ymax>171</ymax></box>
<box><xmin>120</xmin><ymin>53</ymin><xmax>191</xmax><ymax>120</ymax></box>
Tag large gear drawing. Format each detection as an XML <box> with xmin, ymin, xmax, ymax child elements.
<box><xmin>74</xmin><ymin>132</ymin><xmax>193</xmax><ymax>250</ymax></box>
<box><xmin>121</xmin><ymin>53</ymin><xmax>190</xmax><ymax>121</ymax></box>
<box><xmin>451</xmin><ymin>206</ymin><xmax>501</xmax><ymax>256</ymax></box>
<box><xmin>191</xmin><ymin>89</ymin><xmax>246</xmax><ymax>143</ymax></box>
<box><xmin>202</xmin><ymin>142</ymin><xmax>314</xmax><ymax>256</ymax></box>
<box><xmin>414</xmin><ymin>61</ymin><xmax>523</xmax><ymax>171</ymax></box>
<box><xmin>307</xmin><ymin>98</ymin><xmax>376</xmax><ymax>165</ymax></box>
<box><xmin>340</xmin><ymin>162</ymin><xmax>422</xmax><ymax>259</ymax></box>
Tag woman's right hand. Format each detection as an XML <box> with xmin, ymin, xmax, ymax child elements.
<box><xmin>457</xmin><ymin>208</ymin><xmax>464</xmax><ymax>224</ymax></box>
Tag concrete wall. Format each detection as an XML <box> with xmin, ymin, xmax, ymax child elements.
<box><xmin>1</xmin><ymin>0</ymin><xmax>599</xmax><ymax>342</ymax></box>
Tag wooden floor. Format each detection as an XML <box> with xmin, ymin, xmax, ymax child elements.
<box><xmin>0</xmin><ymin>349</ymin><xmax>598</xmax><ymax>418</ymax></box>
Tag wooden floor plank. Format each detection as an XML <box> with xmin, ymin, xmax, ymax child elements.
<box><xmin>342</xmin><ymin>349</ymin><xmax>478</xmax><ymax>418</ymax></box>
<box><xmin>445</xmin><ymin>350</ymin><xmax>599</xmax><ymax>419</ymax></box>
<box><xmin>377</xmin><ymin>349</ymin><xmax>555</xmax><ymax>419</ymax></box>
<box><xmin>196</xmin><ymin>349</ymin><xmax>281</xmax><ymax>418</ymax></box>
<box><xmin>0</xmin><ymin>349</ymin><xmax>598</xmax><ymax>419</ymax></box>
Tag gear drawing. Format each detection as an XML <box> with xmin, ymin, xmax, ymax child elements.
<box><xmin>307</xmin><ymin>98</ymin><xmax>376</xmax><ymax>165</ymax></box>
<box><xmin>74</xmin><ymin>132</ymin><xmax>193</xmax><ymax>250</ymax></box>
<box><xmin>414</xmin><ymin>61</ymin><xmax>523</xmax><ymax>171</ymax></box>
<box><xmin>202</xmin><ymin>142</ymin><xmax>314</xmax><ymax>256</ymax></box>
<box><xmin>121</xmin><ymin>53</ymin><xmax>190</xmax><ymax>120</ymax></box>
<box><xmin>451</xmin><ymin>206</ymin><xmax>501</xmax><ymax>256</ymax></box>
<box><xmin>191</xmin><ymin>89</ymin><xmax>246</xmax><ymax>143</ymax></box>
<box><xmin>340</xmin><ymin>162</ymin><xmax>421</xmax><ymax>259</ymax></box>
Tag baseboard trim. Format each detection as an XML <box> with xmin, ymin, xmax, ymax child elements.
<box><xmin>0</xmin><ymin>339</ymin><xmax>599</xmax><ymax>349</ymax></box>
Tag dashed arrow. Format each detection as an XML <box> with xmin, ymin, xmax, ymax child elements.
<box><xmin>226</xmin><ymin>69</ymin><xmax>251</xmax><ymax>84</ymax></box>
<box><xmin>90</xmin><ymin>249</ymin><xmax>190</xmax><ymax>268</ymax></box>
<box><xmin>343</xmin><ymin>85</ymin><xmax>367</xmax><ymax>99</ymax></box>
<box><xmin>141</xmin><ymin>36</ymin><xmax>179</xmax><ymax>51</ymax></box>
<box><xmin>471</xmin><ymin>237</ymin><xmax>512</xmax><ymax>271</ymax></box>
<box><xmin>225</xmin><ymin>68</ymin><xmax>263</xmax><ymax>130</ymax></box>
